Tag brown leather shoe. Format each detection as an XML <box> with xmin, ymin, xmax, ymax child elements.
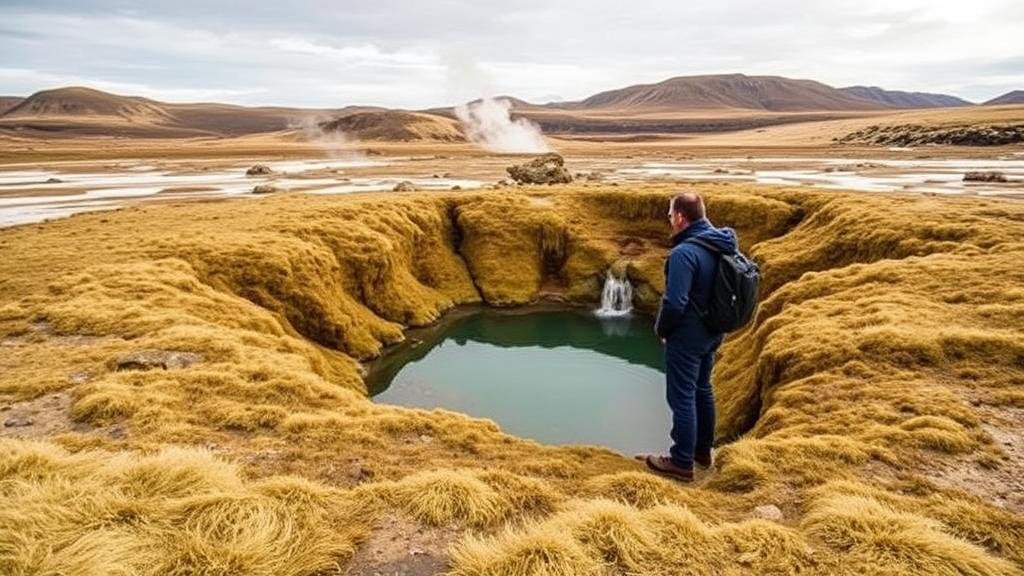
<box><xmin>695</xmin><ymin>451</ymin><xmax>713</xmax><ymax>469</ymax></box>
<box><xmin>644</xmin><ymin>455</ymin><xmax>694</xmax><ymax>483</ymax></box>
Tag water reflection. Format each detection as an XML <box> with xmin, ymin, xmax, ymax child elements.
<box><xmin>368</xmin><ymin>308</ymin><xmax>670</xmax><ymax>455</ymax></box>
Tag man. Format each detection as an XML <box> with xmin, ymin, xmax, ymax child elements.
<box><xmin>646</xmin><ymin>192</ymin><xmax>738</xmax><ymax>482</ymax></box>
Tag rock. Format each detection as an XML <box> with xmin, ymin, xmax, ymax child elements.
<box><xmin>450</xmin><ymin>185</ymin><xmax>462</xmax><ymax>191</ymax></box>
<box><xmin>442</xmin><ymin>172</ymin><xmax>454</xmax><ymax>178</ymax></box>
<box><xmin>393</xmin><ymin>181</ymin><xmax>418</xmax><ymax>192</ymax></box>
<box><xmin>3</xmin><ymin>415</ymin><xmax>33</xmax><ymax>428</ymax></box>
<box><xmin>68</xmin><ymin>371</ymin><xmax>92</xmax><ymax>384</ymax></box>
<box><xmin>116</xmin><ymin>349</ymin><xmax>203</xmax><ymax>371</ymax></box>
<box><xmin>245</xmin><ymin>164</ymin><xmax>273</xmax><ymax>176</ymax></box>
<box><xmin>506</xmin><ymin>153</ymin><xmax>573</xmax><ymax>185</ymax></box>
<box><xmin>752</xmin><ymin>504</ymin><xmax>784</xmax><ymax>522</ymax></box>
<box><xmin>964</xmin><ymin>171</ymin><xmax>1009</xmax><ymax>183</ymax></box>
<box><xmin>575</xmin><ymin>171</ymin><xmax>604</xmax><ymax>182</ymax></box>
<box><xmin>252</xmin><ymin>184</ymin><xmax>281</xmax><ymax>194</ymax></box>
<box><xmin>45</xmin><ymin>177</ymin><xmax>63</xmax><ymax>183</ymax></box>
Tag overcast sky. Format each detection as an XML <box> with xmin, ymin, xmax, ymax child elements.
<box><xmin>1</xmin><ymin>0</ymin><xmax>1022</xmax><ymax>108</ymax></box>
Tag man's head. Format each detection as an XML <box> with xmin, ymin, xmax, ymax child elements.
<box><xmin>668</xmin><ymin>192</ymin><xmax>706</xmax><ymax>233</ymax></box>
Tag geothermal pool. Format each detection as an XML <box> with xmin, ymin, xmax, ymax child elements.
<box><xmin>367</xmin><ymin>308</ymin><xmax>671</xmax><ymax>456</ymax></box>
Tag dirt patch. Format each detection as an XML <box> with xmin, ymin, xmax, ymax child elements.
<box><xmin>923</xmin><ymin>405</ymin><xmax>1024</xmax><ymax>514</ymax></box>
<box><xmin>344</xmin><ymin>514</ymin><xmax>460</xmax><ymax>576</ymax></box>
<box><xmin>0</xmin><ymin>391</ymin><xmax>96</xmax><ymax>439</ymax></box>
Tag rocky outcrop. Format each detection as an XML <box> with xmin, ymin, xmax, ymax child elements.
<box><xmin>506</xmin><ymin>153</ymin><xmax>573</xmax><ymax>185</ymax></box>
<box><xmin>964</xmin><ymin>171</ymin><xmax>1009</xmax><ymax>183</ymax></box>
<box><xmin>393</xmin><ymin>181</ymin><xmax>418</xmax><ymax>192</ymax></box>
<box><xmin>839</xmin><ymin>124</ymin><xmax>1024</xmax><ymax>146</ymax></box>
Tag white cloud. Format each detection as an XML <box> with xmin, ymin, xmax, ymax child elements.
<box><xmin>0</xmin><ymin>1</ymin><xmax>1021</xmax><ymax>106</ymax></box>
<box><xmin>268</xmin><ymin>38</ymin><xmax>438</xmax><ymax>69</ymax></box>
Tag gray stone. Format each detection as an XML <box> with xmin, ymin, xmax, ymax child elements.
<box><xmin>116</xmin><ymin>349</ymin><xmax>204</xmax><ymax>371</ymax></box>
<box><xmin>245</xmin><ymin>164</ymin><xmax>273</xmax><ymax>176</ymax></box>
<box><xmin>252</xmin><ymin>184</ymin><xmax>279</xmax><ymax>194</ymax></box>
<box><xmin>752</xmin><ymin>504</ymin><xmax>784</xmax><ymax>521</ymax></box>
<box><xmin>4</xmin><ymin>415</ymin><xmax>33</xmax><ymax>428</ymax></box>
<box><xmin>68</xmin><ymin>371</ymin><xmax>92</xmax><ymax>384</ymax></box>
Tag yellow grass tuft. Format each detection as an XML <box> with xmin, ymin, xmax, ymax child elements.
<box><xmin>0</xmin><ymin>440</ymin><xmax>364</xmax><ymax>576</ymax></box>
<box><xmin>803</xmin><ymin>493</ymin><xmax>1019</xmax><ymax>576</ymax></box>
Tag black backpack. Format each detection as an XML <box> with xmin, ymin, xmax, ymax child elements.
<box><xmin>686</xmin><ymin>238</ymin><xmax>760</xmax><ymax>333</ymax></box>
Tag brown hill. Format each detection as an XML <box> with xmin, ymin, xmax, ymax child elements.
<box><xmin>3</xmin><ymin>86</ymin><xmax>174</xmax><ymax>123</ymax></box>
<box><xmin>839</xmin><ymin>86</ymin><xmax>972</xmax><ymax>108</ymax></box>
<box><xmin>0</xmin><ymin>86</ymin><xmax>339</xmax><ymax>137</ymax></box>
<box><xmin>568</xmin><ymin>73</ymin><xmax>886</xmax><ymax>111</ymax></box>
<box><xmin>160</xmin><ymin>103</ymin><xmax>320</xmax><ymax>136</ymax></box>
<box><xmin>319</xmin><ymin>110</ymin><xmax>464</xmax><ymax>142</ymax></box>
<box><xmin>985</xmin><ymin>90</ymin><xmax>1024</xmax><ymax>105</ymax></box>
<box><xmin>0</xmin><ymin>97</ymin><xmax>23</xmax><ymax>115</ymax></box>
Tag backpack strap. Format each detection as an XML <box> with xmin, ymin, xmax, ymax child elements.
<box><xmin>685</xmin><ymin>237</ymin><xmax>723</xmax><ymax>255</ymax></box>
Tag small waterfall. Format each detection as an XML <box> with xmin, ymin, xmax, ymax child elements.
<box><xmin>596</xmin><ymin>270</ymin><xmax>633</xmax><ymax>317</ymax></box>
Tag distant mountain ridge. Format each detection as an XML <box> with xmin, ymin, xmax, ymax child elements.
<box><xmin>839</xmin><ymin>86</ymin><xmax>971</xmax><ymax>108</ymax></box>
<box><xmin>562</xmin><ymin>74</ymin><xmax>887</xmax><ymax>111</ymax></box>
<box><xmin>985</xmin><ymin>90</ymin><xmax>1024</xmax><ymax>105</ymax></box>
<box><xmin>2</xmin><ymin>77</ymin><xmax>1018</xmax><ymax>140</ymax></box>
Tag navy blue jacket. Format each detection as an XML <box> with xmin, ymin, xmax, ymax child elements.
<box><xmin>654</xmin><ymin>218</ymin><xmax>739</xmax><ymax>352</ymax></box>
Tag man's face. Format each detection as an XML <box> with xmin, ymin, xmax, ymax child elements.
<box><xmin>668</xmin><ymin>207</ymin><xmax>686</xmax><ymax>233</ymax></box>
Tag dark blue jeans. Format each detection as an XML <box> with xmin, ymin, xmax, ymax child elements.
<box><xmin>666</xmin><ymin>343</ymin><xmax>717</xmax><ymax>468</ymax></box>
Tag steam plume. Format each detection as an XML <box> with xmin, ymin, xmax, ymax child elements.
<box><xmin>290</xmin><ymin>114</ymin><xmax>363</xmax><ymax>159</ymax></box>
<box><xmin>455</xmin><ymin>98</ymin><xmax>550</xmax><ymax>154</ymax></box>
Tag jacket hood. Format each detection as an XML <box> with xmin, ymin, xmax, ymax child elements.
<box><xmin>671</xmin><ymin>218</ymin><xmax>739</xmax><ymax>253</ymax></box>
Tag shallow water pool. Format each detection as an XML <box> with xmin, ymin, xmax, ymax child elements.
<box><xmin>367</xmin><ymin>308</ymin><xmax>671</xmax><ymax>455</ymax></box>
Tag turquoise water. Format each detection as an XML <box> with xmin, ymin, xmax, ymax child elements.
<box><xmin>367</xmin><ymin>308</ymin><xmax>671</xmax><ymax>455</ymax></box>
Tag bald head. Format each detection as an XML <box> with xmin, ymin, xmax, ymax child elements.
<box><xmin>670</xmin><ymin>192</ymin><xmax>706</xmax><ymax>223</ymax></box>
